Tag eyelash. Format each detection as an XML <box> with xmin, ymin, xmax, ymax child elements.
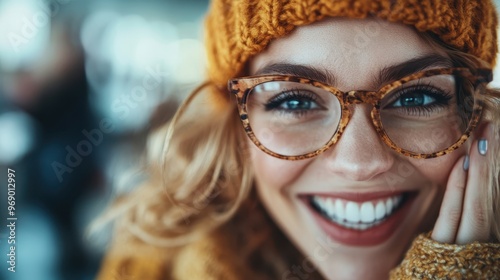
<box><xmin>261</xmin><ymin>83</ymin><xmax>454</xmax><ymax>118</ymax></box>
<box><xmin>264</xmin><ymin>89</ymin><xmax>319</xmax><ymax>115</ymax></box>
<box><xmin>384</xmin><ymin>83</ymin><xmax>453</xmax><ymax>116</ymax></box>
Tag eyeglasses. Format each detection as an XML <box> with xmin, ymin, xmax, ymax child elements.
<box><xmin>228</xmin><ymin>67</ymin><xmax>492</xmax><ymax>160</ymax></box>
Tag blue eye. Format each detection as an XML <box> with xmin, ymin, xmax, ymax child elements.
<box><xmin>264</xmin><ymin>90</ymin><xmax>320</xmax><ymax>112</ymax></box>
<box><xmin>384</xmin><ymin>84</ymin><xmax>453</xmax><ymax>116</ymax></box>
<box><xmin>278</xmin><ymin>99</ymin><xmax>318</xmax><ymax>110</ymax></box>
<box><xmin>392</xmin><ymin>92</ymin><xmax>437</xmax><ymax>107</ymax></box>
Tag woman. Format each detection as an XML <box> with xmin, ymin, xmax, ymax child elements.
<box><xmin>95</xmin><ymin>0</ymin><xmax>500</xmax><ymax>279</ymax></box>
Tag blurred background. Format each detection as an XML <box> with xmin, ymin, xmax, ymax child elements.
<box><xmin>0</xmin><ymin>1</ymin><xmax>499</xmax><ymax>279</ymax></box>
<box><xmin>0</xmin><ymin>0</ymin><xmax>208</xmax><ymax>279</ymax></box>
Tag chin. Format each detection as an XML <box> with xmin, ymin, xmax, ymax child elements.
<box><xmin>259</xmin><ymin>183</ymin><xmax>442</xmax><ymax>280</ymax></box>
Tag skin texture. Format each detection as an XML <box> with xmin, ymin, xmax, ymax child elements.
<box><xmin>248</xmin><ymin>18</ymin><xmax>491</xmax><ymax>280</ymax></box>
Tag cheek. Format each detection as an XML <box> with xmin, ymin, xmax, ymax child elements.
<box><xmin>249</xmin><ymin>142</ymin><xmax>310</xmax><ymax>190</ymax></box>
<box><xmin>412</xmin><ymin>148</ymin><xmax>465</xmax><ymax>187</ymax></box>
<box><xmin>248</xmin><ymin>141</ymin><xmax>315</xmax><ymax>250</ymax></box>
<box><xmin>405</xmin><ymin>147</ymin><xmax>465</xmax><ymax>229</ymax></box>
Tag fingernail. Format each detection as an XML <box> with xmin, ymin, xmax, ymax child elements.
<box><xmin>478</xmin><ymin>138</ymin><xmax>488</xmax><ymax>156</ymax></box>
<box><xmin>463</xmin><ymin>155</ymin><xmax>470</xmax><ymax>171</ymax></box>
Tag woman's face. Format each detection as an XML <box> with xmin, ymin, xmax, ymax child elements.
<box><xmin>248</xmin><ymin>18</ymin><xmax>466</xmax><ymax>280</ymax></box>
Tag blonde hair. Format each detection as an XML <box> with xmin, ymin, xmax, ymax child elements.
<box><xmin>421</xmin><ymin>31</ymin><xmax>500</xmax><ymax>240</ymax></box>
<box><xmin>91</xmin><ymin>32</ymin><xmax>500</xmax><ymax>277</ymax></box>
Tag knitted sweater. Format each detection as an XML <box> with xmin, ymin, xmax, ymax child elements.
<box><xmin>97</xmin><ymin>232</ymin><xmax>500</xmax><ymax>279</ymax></box>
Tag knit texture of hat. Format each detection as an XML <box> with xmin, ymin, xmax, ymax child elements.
<box><xmin>204</xmin><ymin>0</ymin><xmax>498</xmax><ymax>90</ymax></box>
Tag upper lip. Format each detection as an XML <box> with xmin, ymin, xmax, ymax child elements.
<box><xmin>299</xmin><ymin>190</ymin><xmax>416</xmax><ymax>202</ymax></box>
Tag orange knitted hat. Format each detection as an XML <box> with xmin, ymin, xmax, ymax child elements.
<box><xmin>204</xmin><ymin>0</ymin><xmax>498</xmax><ymax>90</ymax></box>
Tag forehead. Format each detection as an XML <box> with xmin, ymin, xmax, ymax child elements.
<box><xmin>250</xmin><ymin>17</ymin><xmax>445</xmax><ymax>90</ymax></box>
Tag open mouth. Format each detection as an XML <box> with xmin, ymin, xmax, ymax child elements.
<box><xmin>310</xmin><ymin>193</ymin><xmax>408</xmax><ymax>230</ymax></box>
<box><xmin>301</xmin><ymin>191</ymin><xmax>418</xmax><ymax>246</ymax></box>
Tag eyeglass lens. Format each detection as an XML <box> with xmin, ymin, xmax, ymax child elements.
<box><xmin>246</xmin><ymin>74</ymin><xmax>476</xmax><ymax>156</ymax></box>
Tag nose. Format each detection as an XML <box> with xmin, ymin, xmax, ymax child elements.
<box><xmin>321</xmin><ymin>105</ymin><xmax>394</xmax><ymax>181</ymax></box>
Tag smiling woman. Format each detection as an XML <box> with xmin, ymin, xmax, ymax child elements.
<box><xmin>94</xmin><ymin>1</ymin><xmax>500</xmax><ymax>279</ymax></box>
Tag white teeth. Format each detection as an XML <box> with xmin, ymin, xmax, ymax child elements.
<box><xmin>311</xmin><ymin>194</ymin><xmax>405</xmax><ymax>231</ymax></box>
<box><xmin>335</xmin><ymin>200</ymin><xmax>345</xmax><ymax>221</ymax></box>
<box><xmin>345</xmin><ymin>202</ymin><xmax>360</xmax><ymax>223</ymax></box>
<box><xmin>375</xmin><ymin>201</ymin><xmax>385</xmax><ymax>220</ymax></box>
<box><xmin>312</xmin><ymin>196</ymin><xmax>323</xmax><ymax>208</ymax></box>
<box><xmin>360</xmin><ymin>202</ymin><xmax>375</xmax><ymax>223</ymax></box>
<box><xmin>386</xmin><ymin>198</ymin><xmax>394</xmax><ymax>214</ymax></box>
<box><xmin>325</xmin><ymin>198</ymin><xmax>335</xmax><ymax>217</ymax></box>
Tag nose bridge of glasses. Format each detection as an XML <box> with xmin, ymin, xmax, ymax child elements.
<box><xmin>345</xmin><ymin>90</ymin><xmax>380</xmax><ymax>105</ymax></box>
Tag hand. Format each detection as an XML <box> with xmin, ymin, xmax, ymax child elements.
<box><xmin>431</xmin><ymin>123</ymin><xmax>492</xmax><ymax>244</ymax></box>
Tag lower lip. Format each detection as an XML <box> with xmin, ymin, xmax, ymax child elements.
<box><xmin>303</xmin><ymin>193</ymin><xmax>416</xmax><ymax>247</ymax></box>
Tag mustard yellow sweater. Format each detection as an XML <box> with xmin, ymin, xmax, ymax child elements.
<box><xmin>97</xmin><ymin>231</ymin><xmax>500</xmax><ymax>280</ymax></box>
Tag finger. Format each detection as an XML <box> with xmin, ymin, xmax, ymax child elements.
<box><xmin>455</xmin><ymin>125</ymin><xmax>491</xmax><ymax>244</ymax></box>
<box><xmin>431</xmin><ymin>154</ymin><xmax>468</xmax><ymax>243</ymax></box>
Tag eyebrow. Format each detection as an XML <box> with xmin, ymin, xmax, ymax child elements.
<box><xmin>253</xmin><ymin>53</ymin><xmax>454</xmax><ymax>88</ymax></box>
<box><xmin>254</xmin><ymin>63</ymin><xmax>336</xmax><ymax>85</ymax></box>
<box><xmin>376</xmin><ymin>53</ymin><xmax>453</xmax><ymax>86</ymax></box>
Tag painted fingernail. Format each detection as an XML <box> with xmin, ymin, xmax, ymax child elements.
<box><xmin>463</xmin><ymin>155</ymin><xmax>470</xmax><ymax>171</ymax></box>
<box><xmin>478</xmin><ymin>138</ymin><xmax>488</xmax><ymax>156</ymax></box>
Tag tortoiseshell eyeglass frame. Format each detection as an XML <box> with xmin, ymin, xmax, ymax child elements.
<box><xmin>228</xmin><ymin>67</ymin><xmax>493</xmax><ymax>160</ymax></box>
